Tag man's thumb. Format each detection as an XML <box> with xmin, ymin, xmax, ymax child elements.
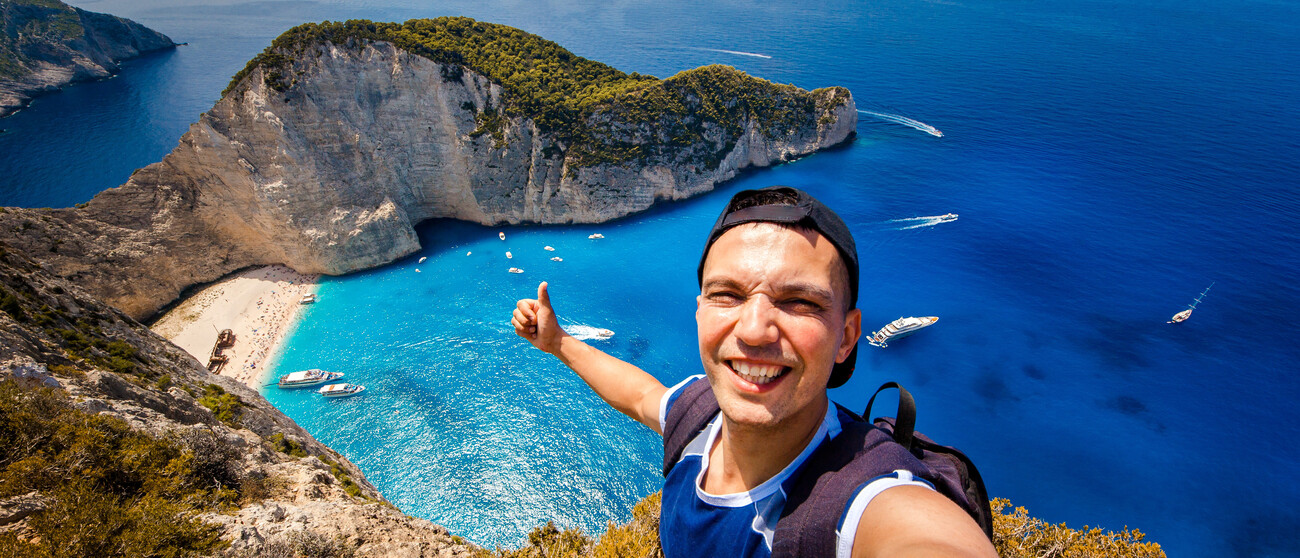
<box><xmin>537</xmin><ymin>281</ymin><xmax>551</xmax><ymax>309</ymax></box>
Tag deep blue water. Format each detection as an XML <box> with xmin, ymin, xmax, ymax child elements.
<box><xmin>6</xmin><ymin>1</ymin><xmax>1300</xmax><ymax>555</ymax></box>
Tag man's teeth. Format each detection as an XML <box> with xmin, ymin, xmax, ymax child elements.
<box><xmin>732</xmin><ymin>361</ymin><xmax>785</xmax><ymax>385</ymax></box>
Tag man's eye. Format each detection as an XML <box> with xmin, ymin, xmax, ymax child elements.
<box><xmin>784</xmin><ymin>299</ymin><xmax>822</xmax><ymax>312</ymax></box>
<box><xmin>707</xmin><ymin>292</ymin><xmax>742</xmax><ymax>303</ymax></box>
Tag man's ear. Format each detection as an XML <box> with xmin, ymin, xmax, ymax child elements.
<box><xmin>838</xmin><ymin>308</ymin><xmax>862</xmax><ymax>362</ymax></box>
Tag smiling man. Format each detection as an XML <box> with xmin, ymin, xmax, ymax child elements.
<box><xmin>511</xmin><ymin>186</ymin><xmax>995</xmax><ymax>558</ymax></box>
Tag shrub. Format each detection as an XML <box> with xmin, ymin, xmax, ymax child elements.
<box><xmin>268</xmin><ymin>432</ymin><xmax>309</xmax><ymax>458</ymax></box>
<box><xmin>992</xmin><ymin>498</ymin><xmax>1165</xmax><ymax>558</ymax></box>
<box><xmin>0</xmin><ymin>381</ymin><xmax>228</xmax><ymax>556</ymax></box>
<box><xmin>198</xmin><ymin>384</ymin><xmax>244</xmax><ymax>428</ymax></box>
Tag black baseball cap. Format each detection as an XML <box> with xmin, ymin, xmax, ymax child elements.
<box><xmin>696</xmin><ymin>186</ymin><xmax>861</xmax><ymax>389</ymax></box>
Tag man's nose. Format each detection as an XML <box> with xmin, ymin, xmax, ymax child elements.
<box><xmin>734</xmin><ymin>296</ymin><xmax>779</xmax><ymax>346</ymax></box>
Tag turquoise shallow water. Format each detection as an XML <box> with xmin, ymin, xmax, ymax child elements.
<box><xmin>6</xmin><ymin>0</ymin><xmax>1300</xmax><ymax>555</ymax></box>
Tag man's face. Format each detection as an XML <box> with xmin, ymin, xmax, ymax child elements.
<box><xmin>696</xmin><ymin>222</ymin><xmax>861</xmax><ymax>429</ymax></box>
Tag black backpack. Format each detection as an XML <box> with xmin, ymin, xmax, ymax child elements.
<box><xmin>662</xmin><ymin>380</ymin><xmax>993</xmax><ymax>557</ymax></box>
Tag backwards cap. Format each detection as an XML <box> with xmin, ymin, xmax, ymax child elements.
<box><xmin>696</xmin><ymin>186</ymin><xmax>860</xmax><ymax>389</ymax></box>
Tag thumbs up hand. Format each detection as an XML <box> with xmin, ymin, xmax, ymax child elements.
<box><xmin>513</xmin><ymin>281</ymin><xmax>566</xmax><ymax>354</ymax></box>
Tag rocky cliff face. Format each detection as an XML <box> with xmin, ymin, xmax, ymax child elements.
<box><xmin>0</xmin><ymin>31</ymin><xmax>854</xmax><ymax>321</ymax></box>
<box><xmin>0</xmin><ymin>243</ymin><xmax>477</xmax><ymax>556</ymax></box>
<box><xmin>0</xmin><ymin>0</ymin><xmax>176</xmax><ymax>117</ymax></box>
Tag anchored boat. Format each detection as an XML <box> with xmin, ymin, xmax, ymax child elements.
<box><xmin>277</xmin><ymin>369</ymin><xmax>342</xmax><ymax>388</ymax></box>
<box><xmin>318</xmin><ymin>383</ymin><xmax>366</xmax><ymax>397</ymax></box>
<box><xmin>868</xmin><ymin>316</ymin><xmax>939</xmax><ymax>348</ymax></box>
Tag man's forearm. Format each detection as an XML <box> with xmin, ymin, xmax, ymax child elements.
<box><xmin>552</xmin><ymin>334</ymin><xmax>667</xmax><ymax>432</ymax></box>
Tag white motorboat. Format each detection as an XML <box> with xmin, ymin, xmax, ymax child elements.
<box><xmin>588</xmin><ymin>233</ymin><xmax>604</xmax><ymax>239</ymax></box>
<box><xmin>499</xmin><ymin>232</ymin><xmax>506</xmax><ymax>240</ymax></box>
<box><xmin>277</xmin><ymin>369</ymin><xmax>343</xmax><ymax>388</ymax></box>
<box><xmin>418</xmin><ymin>256</ymin><xmax>427</xmax><ymax>263</ymax></box>
<box><xmin>508</xmin><ymin>267</ymin><xmax>524</xmax><ymax>274</ymax></box>
<box><xmin>868</xmin><ymin>316</ymin><xmax>939</xmax><ymax>348</ymax></box>
<box><xmin>551</xmin><ymin>257</ymin><xmax>563</xmax><ymax>262</ymax></box>
<box><xmin>544</xmin><ymin>246</ymin><xmax>555</xmax><ymax>251</ymax></box>
<box><xmin>299</xmin><ymin>293</ymin><xmax>317</xmax><ymax>304</ymax></box>
<box><xmin>318</xmin><ymin>383</ymin><xmax>366</xmax><ymax>397</ymax></box>
<box><xmin>938</xmin><ymin>213</ymin><xmax>958</xmax><ymax>222</ymax></box>
<box><xmin>506</xmin><ymin>251</ymin><xmax>513</xmax><ymax>259</ymax></box>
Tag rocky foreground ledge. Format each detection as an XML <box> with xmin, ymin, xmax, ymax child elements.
<box><xmin>0</xmin><ymin>0</ymin><xmax>176</xmax><ymax>117</ymax></box>
<box><xmin>0</xmin><ymin>243</ymin><xmax>477</xmax><ymax>556</ymax></box>
<box><xmin>0</xmin><ymin>17</ymin><xmax>855</xmax><ymax>320</ymax></box>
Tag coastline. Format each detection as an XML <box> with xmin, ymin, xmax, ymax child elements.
<box><xmin>151</xmin><ymin>265</ymin><xmax>318</xmax><ymax>390</ymax></box>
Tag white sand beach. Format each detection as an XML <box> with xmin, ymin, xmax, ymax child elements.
<box><xmin>151</xmin><ymin>265</ymin><xmax>318</xmax><ymax>389</ymax></box>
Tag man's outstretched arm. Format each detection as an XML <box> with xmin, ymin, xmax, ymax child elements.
<box><xmin>512</xmin><ymin>282</ymin><xmax>668</xmax><ymax>434</ymax></box>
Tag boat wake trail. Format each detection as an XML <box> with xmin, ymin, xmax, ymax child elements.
<box><xmin>694</xmin><ymin>47</ymin><xmax>772</xmax><ymax>59</ymax></box>
<box><xmin>886</xmin><ymin>214</ymin><xmax>959</xmax><ymax>230</ymax></box>
<box><xmin>858</xmin><ymin>110</ymin><xmax>943</xmax><ymax>137</ymax></box>
<box><xmin>562</xmin><ymin>324</ymin><xmax>615</xmax><ymax>341</ymax></box>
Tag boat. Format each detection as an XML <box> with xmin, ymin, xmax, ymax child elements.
<box><xmin>508</xmin><ymin>267</ymin><xmax>524</xmax><ymax>274</ymax></box>
<box><xmin>551</xmin><ymin>257</ymin><xmax>563</xmax><ymax>262</ymax></box>
<box><xmin>216</xmin><ymin>328</ymin><xmax>236</xmax><ymax>348</ymax></box>
<box><xmin>318</xmin><ymin>383</ymin><xmax>366</xmax><ymax>397</ymax></box>
<box><xmin>277</xmin><ymin>369</ymin><xmax>343</xmax><ymax>388</ymax></box>
<box><xmin>418</xmin><ymin>256</ymin><xmax>427</xmax><ymax>263</ymax></box>
<box><xmin>499</xmin><ymin>232</ymin><xmax>506</xmax><ymax>240</ymax></box>
<box><xmin>466</xmin><ymin>251</ymin><xmax>472</xmax><ymax>256</ymax></box>
<box><xmin>299</xmin><ymin>293</ymin><xmax>317</xmax><ymax>304</ymax></box>
<box><xmin>938</xmin><ymin>213</ymin><xmax>958</xmax><ymax>222</ymax></box>
<box><xmin>595</xmin><ymin>328</ymin><xmax>614</xmax><ymax>338</ymax></box>
<box><xmin>506</xmin><ymin>251</ymin><xmax>513</xmax><ymax>259</ymax></box>
<box><xmin>588</xmin><ymin>233</ymin><xmax>604</xmax><ymax>239</ymax></box>
<box><xmin>1169</xmin><ymin>282</ymin><xmax>1214</xmax><ymax>324</ymax></box>
<box><xmin>868</xmin><ymin>316</ymin><xmax>939</xmax><ymax>348</ymax></box>
<box><xmin>544</xmin><ymin>246</ymin><xmax>555</xmax><ymax>251</ymax></box>
<box><xmin>929</xmin><ymin>128</ymin><xmax>943</xmax><ymax>138</ymax></box>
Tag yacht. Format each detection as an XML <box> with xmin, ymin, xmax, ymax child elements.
<box><xmin>278</xmin><ymin>369</ymin><xmax>343</xmax><ymax>388</ymax></box>
<box><xmin>868</xmin><ymin>316</ymin><xmax>939</xmax><ymax>348</ymax></box>
<box><xmin>318</xmin><ymin>383</ymin><xmax>366</xmax><ymax>397</ymax></box>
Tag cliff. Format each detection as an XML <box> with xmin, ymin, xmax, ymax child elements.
<box><xmin>0</xmin><ymin>17</ymin><xmax>855</xmax><ymax>321</ymax></box>
<box><xmin>0</xmin><ymin>242</ymin><xmax>478</xmax><ymax>556</ymax></box>
<box><xmin>0</xmin><ymin>0</ymin><xmax>176</xmax><ymax>117</ymax></box>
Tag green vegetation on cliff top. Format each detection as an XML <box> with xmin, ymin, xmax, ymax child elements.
<box><xmin>0</xmin><ymin>0</ymin><xmax>87</xmax><ymax>79</ymax></box>
<box><xmin>226</xmin><ymin>17</ymin><xmax>852</xmax><ymax>168</ymax></box>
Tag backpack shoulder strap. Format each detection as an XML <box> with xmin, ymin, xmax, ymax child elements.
<box><xmin>661</xmin><ymin>377</ymin><xmax>719</xmax><ymax>476</ymax></box>
<box><xmin>771</xmin><ymin>404</ymin><xmax>928</xmax><ymax>558</ymax></box>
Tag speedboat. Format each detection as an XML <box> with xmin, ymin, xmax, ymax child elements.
<box><xmin>299</xmin><ymin>293</ymin><xmax>318</xmax><ymax>304</ymax></box>
<box><xmin>506</xmin><ymin>251</ymin><xmax>512</xmax><ymax>259</ymax></box>
<box><xmin>508</xmin><ymin>267</ymin><xmax>524</xmax><ymax>274</ymax></box>
<box><xmin>588</xmin><ymin>233</ymin><xmax>604</xmax><ymax>239</ymax></box>
<box><xmin>939</xmin><ymin>213</ymin><xmax>958</xmax><ymax>222</ymax></box>
<box><xmin>318</xmin><ymin>383</ymin><xmax>365</xmax><ymax>397</ymax></box>
<box><xmin>868</xmin><ymin>316</ymin><xmax>939</xmax><ymax>348</ymax></box>
<box><xmin>544</xmin><ymin>246</ymin><xmax>555</xmax><ymax>251</ymax></box>
<box><xmin>277</xmin><ymin>369</ymin><xmax>343</xmax><ymax>388</ymax></box>
<box><xmin>499</xmin><ymin>232</ymin><xmax>506</xmax><ymax>240</ymax></box>
<box><xmin>418</xmin><ymin>256</ymin><xmax>427</xmax><ymax>263</ymax></box>
<box><xmin>551</xmin><ymin>257</ymin><xmax>563</xmax><ymax>262</ymax></box>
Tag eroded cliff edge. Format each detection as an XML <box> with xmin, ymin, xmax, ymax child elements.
<box><xmin>0</xmin><ymin>17</ymin><xmax>855</xmax><ymax>320</ymax></box>
<box><xmin>0</xmin><ymin>0</ymin><xmax>176</xmax><ymax>117</ymax></box>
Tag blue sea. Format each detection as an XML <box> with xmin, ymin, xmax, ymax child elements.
<box><xmin>5</xmin><ymin>0</ymin><xmax>1299</xmax><ymax>555</ymax></box>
